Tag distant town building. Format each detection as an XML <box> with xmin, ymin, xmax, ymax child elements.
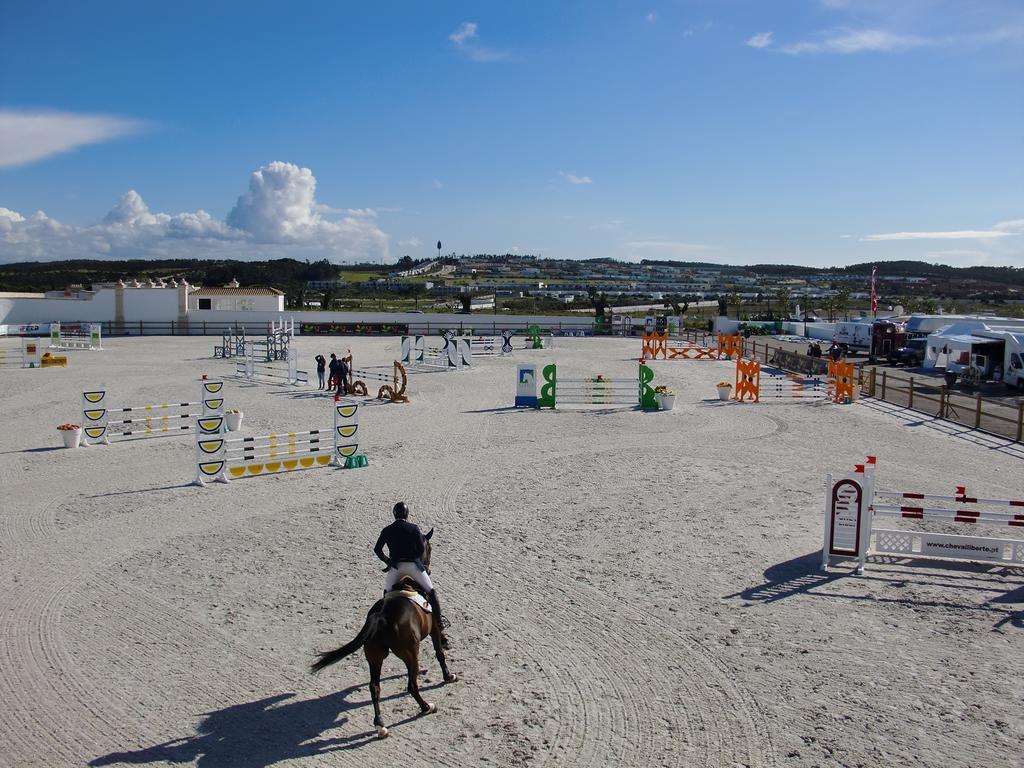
<box><xmin>305</xmin><ymin>279</ymin><xmax>346</xmax><ymax>289</ymax></box>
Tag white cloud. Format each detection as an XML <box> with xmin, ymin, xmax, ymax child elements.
<box><xmin>399</xmin><ymin>237</ymin><xmax>422</xmax><ymax>248</ymax></box>
<box><xmin>558</xmin><ymin>170</ymin><xmax>593</xmax><ymax>185</ymax></box>
<box><xmin>0</xmin><ymin>208</ymin><xmax>27</xmax><ymax>225</ymax></box>
<box><xmin>104</xmin><ymin>190</ymin><xmax>169</xmax><ymax>227</ymax></box>
<box><xmin>861</xmin><ymin>230</ymin><xmax>1016</xmax><ymax>241</ymax></box>
<box><xmin>994</xmin><ymin>218</ymin><xmax>1024</xmax><ymax>233</ymax></box>
<box><xmin>449</xmin><ymin>22</ymin><xmax>477</xmax><ymax>44</ymax></box>
<box><xmin>746</xmin><ymin>32</ymin><xmax>774</xmax><ymax>49</ymax></box>
<box><xmin>781</xmin><ymin>28</ymin><xmax>928</xmax><ymax>54</ymax></box>
<box><xmin>646</xmin><ymin>12</ymin><xmax>656</xmax><ymax>23</ymax></box>
<box><xmin>448</xmin><ymin>21</ymin><xmax>508</xmax><ymax>62</ymax></box>
<box><xmin>684</xmin><ymin>21</ymin><xmax>714</xmax><ymax>37</ymax></box>
<box><xmin>0</xmin><ymin>161</ymin><xmax>389</xmax><ymax>263</ymax></box>
<box><xmin>432</xmin><ymin>178</ymin><xmax>443</xmax><ymax>190</ymax></box>
<box><xmin>0</xmin><ymin>109</ymin><xmax>147</xmax><ymax>168</ymax></box>
<box><xmin>228</xmin><ymin>162</ymin><xmax>322</xmax><ymax>241</ymax></box>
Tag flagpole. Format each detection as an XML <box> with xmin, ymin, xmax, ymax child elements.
<box><xmin>870</xmin><ymin>266</ymin><xmax>878</xmax><ymax>320</ymax></box>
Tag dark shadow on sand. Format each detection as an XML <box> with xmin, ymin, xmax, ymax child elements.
<box><xmin>90</xmin><ymin>677</ymin><xmax>447</xmax><ymax>767</ymax></box>
<box><xmin>727</xmin><ymin>551</ymin><xmax>1024</xmax><ymax>630</ymax></box>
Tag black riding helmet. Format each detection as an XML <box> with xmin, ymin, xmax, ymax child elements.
<box><xmin>393</xmin><ymin>502</ymin><xmax>409</xmax><ymax>519</ymax></box>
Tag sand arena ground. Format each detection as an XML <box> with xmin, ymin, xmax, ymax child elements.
<box><xmin>0</xmin><ymin>334</ymin><xmax>1021</xmax><ymax>768</ymax></box>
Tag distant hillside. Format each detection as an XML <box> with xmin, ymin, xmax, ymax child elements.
<box><xmin>0</xmin><ymin>258</ymin><xmax>389</xmax><ymax>294</ymax></box>
<box><xmin>2</xmin><ymin>256</ymin><xmax>1023</xmax><ymax>293</ymax></box>
<box><xmin>640</xmin><ymin>259</ymin><xmax>1024</xmax><ymax>287</ymax></box>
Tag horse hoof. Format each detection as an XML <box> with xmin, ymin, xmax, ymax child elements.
<box><xmin>444</xmin><ymin>674</ymin><xmax>458</xmax><ymax>684</ymax></box>
<box><xmin>377</xmin><ymin>726</ymin><xmax>389</xmax><ymax>739</ymax></box>
<box><xmin>422</xmin><ymin>703</ymin><xmax>436</xmax><ymax>715</ymax></box>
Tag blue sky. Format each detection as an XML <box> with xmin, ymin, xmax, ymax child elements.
<box><xmin>1</xmin><ymin>0</ymin><xmax>1022</xmax><ymax>267</ymax></box>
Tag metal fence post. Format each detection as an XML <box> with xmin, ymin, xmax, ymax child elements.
<box><xmin>881</xmin><ymin>370</ymin><xmax>887</xmax><ymax>400</ymax></box>
<box><xmin>908</xmin><ymin>377</ymin><xmax>914</xmax><ymax>410</ymax></box>
<box><xmin>975</xmin><ymin>394</ymin><xmax>983</xmax><ymax>429</ymax></box>
<box><xmin>1017</xmin><ymin>402</ymin><xmax>1023</xmax><ymax>443</ymax></box>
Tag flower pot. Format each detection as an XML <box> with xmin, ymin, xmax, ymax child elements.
<box><xmin>60</xmin><ymin>428</ymin><xmax>82</xmax><ymax>448</ymax></box>
<box><xmin>226</xmin><ymin>412</ymin><xmax>243</xmax><ymax>431</ymax></box>
<box><xmin>717</xmin><ymin>387</ymin><xmax>732</xmax><ymax>401</ymax></box>
<box><xmin>657</xmin><ymin>393</ymin><xmax>676</xmax><ymax>411</ymax></box>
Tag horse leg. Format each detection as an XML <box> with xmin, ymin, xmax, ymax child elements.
<box><xmin>430</xmin><ymin>621</ymin><xmax>458</xmax><ymax>683</ymax></box>
<box><xmin>397</xmin><ymin>647</ymin><xmax>435</xmax><ymax>715</ymax></box>
<box><xmin>366</xmin><ymin>645</ymin><xmax>389</xmax><ymax>738</ymax></box>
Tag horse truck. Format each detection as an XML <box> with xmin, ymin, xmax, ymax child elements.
<box><xmin>833</xmin><ymin>319</ymin><xmax>907</xmax><ymax>363</ymax></box>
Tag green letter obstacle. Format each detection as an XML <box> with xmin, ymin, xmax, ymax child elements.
<box><xmin>530</xmin><ymin>361</ymin><xmax>657</xmax><ymax>410</ymax></box>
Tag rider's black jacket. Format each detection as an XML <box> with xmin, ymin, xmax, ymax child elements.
<box><xmin>374</xmin><ymin>519</ymin><xmax>425</xmax><ymax>569</ymax></box>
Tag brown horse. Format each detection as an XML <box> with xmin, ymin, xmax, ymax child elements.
<box><xmin>311</xmin><ymin>528</ymin><xmax>457</xmax><ymax>738</ymax></box>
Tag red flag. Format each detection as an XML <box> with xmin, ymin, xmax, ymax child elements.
<box><xmin>870</xmin><ymin>266</ymin><xmax>878</xmax><ymax>314</ymax></box>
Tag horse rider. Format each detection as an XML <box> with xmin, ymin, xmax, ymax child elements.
<box><xmin>374</xmin><ymin>502</ymin><xmax>449</xmax><ymax>647</ymax></box>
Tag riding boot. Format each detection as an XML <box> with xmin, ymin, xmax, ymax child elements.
<box><xmin>427</xmin><ymin>590</ymin><xmax>449</xmax><ymax>649</ymax></box>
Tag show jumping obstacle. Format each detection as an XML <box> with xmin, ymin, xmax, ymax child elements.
<box><xmin>193</xmin><ymin>398</ymin><xmax>365</xmax><ymax>485</ymax></box>
<box><xmin>342</xmin><ymin>353</ymin><xmax>410</xmax><ymax>403</ymax></box>
<box><xmin>81</xmin><ymin>378</ymin><xmax>226</xmax><ymax>445</ymax></box>
<box><xmin>249</xmin><ymin>317</ymin><xmax>294</xmax><ymax>362</ymax></box>
<box><xmin>732</xmin><ymin>358</ymin><xmax>856</xmax><ymax>404</ymax></box>
<box><xmin>823</xmin><ymin>456</ymin><xmax>1024</xmax><ymax>573</ymax></box>
<box><xmin>514</xmin><ymin>361</ymin><xmax>658</xmax><ymax>410</ymax></box>
<box><xmin>400</xmin><ymin>333</ymin><xmax>472</xmax><ymax>370</ymax></box>
<box><xmin>215</xmin><ymin>318</ymin><xmax>294</xmax><ymax>361</ymax></box>
<box><xmin>50</xmin><ymin>322</ymin><xmax>102</xmax><ymax>351</ymax></box>
<box><xmin>235</xmin><ymin>344</ymin><xmax>309</xmax><ymax>386</ymax></box>
<box><xmin>525</xmin><ymin>325</ymin><xmax>548</xmax><ymax>349</ymax></box>
<box><xmin>464</xmin><ymin>330</ymin><xmax>515</xmax><ymax>357</ymax></box>
<box><xmin>0</xmin><ymin>338</ymin><xmax>65</xmax><ymax>369</ymax></box>
<box><xmin>214</xmin><ymin>329</ymin><xmax>246</xmax><ymax>359</ymax></box>
<box><xmin>641</xmin><ymin>331</ymin><xmax>742</xmax><ymax>361</ymax></box>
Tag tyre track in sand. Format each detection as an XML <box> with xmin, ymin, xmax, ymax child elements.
<box><xmin>417</xmin><ymin>373</ymin><xmax>776</xmax><ymax>768</ymax></box>
<box><xmin>0</xmin><ymin>487</ymin><xmax>387</xmax><ymax>768</ymax></box>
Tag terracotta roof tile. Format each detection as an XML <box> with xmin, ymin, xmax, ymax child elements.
<box><xmin>191</xmin><ymin>287</ymin><xmax>284</xmax><ymax>296</ymax></box>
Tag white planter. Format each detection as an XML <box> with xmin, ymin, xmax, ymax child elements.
<box><xmin>60</xmin><ymin>428</ymin><xmax>81</xmax><ymax>448</ymax></box>
<box><xmin>226</xmin><ymin>412</ymin><xmax>243</xmax><ymax>431</ymax></box>
<box><xmin>717</xmin><ymin>387</ymin><xmax>732</xmax><ymax>401</ymax></box>
<box><xmin>656</xmin><ymin>393</ymin><xmax>676</xmax><ymax>411</ymax></box>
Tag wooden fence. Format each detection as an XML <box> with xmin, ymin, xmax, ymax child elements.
<box><xmin>733</xmin><ymin>337</ymin><xmax>1024</xmax><ymax>443</ymax></box>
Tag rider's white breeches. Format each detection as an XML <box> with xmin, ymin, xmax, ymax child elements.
<box><xmin>384</xmin><ymin>562</ymin><xmax>434</xmax><ymax>593</ymax></box>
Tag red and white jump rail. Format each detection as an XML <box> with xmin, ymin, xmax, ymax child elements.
<box><xmin>822</xmin><ymin>456</ymin><xmax>1024</xmax><ymax>573</ymax></box>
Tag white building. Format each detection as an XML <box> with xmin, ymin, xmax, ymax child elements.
<box><xmin>0</xmin><ymin>278</ymin><xmax>283</xmax><ymax>327</ymax></box>
<box><xmin>189</xmin><ymin>287</ymin><xmax>284</xmax><ymax>312</ymax></box>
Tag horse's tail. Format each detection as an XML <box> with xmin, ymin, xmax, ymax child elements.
<box><xmin>311</xmin><ymin>600</ymin><xmax>385</xmax><ymax>674</ymax></box>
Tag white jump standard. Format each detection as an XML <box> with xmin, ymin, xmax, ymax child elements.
<box><xmin>50</xmin><ymin>322</ymin><xmax>102</xmax><ymax>351</ymax></box>
<box><xmin>464</xmin><ymin>330</ymin><xmax>515</xmax><ymax>357</ymax></box>
<box><xmin>400</xmin><ymin>333</ymin><xmax>472</xmax><ymax>370</ymax></box>
<box><xmin>0</xmin><ymin>338</ymin><xmax>53</xmax><ymax>369</ymax></box>
<box><xmin>81</xmin><ymin>378</ymin><xmax>226</xmax><ymax>445</ymax></box>
<box><xmin>194</xmin><ymin>399</ymin><xmax>365</xmax><ymax>485</ymax></box>
<box><xmin>822</xmin><ymin>456</ymin><xmax>1024</xmax><ymax>573</ymax></box>
<box><xmin>235</xmin><ymin>344</ymin><xmax>309</xmax><ymax>386</ymax></box>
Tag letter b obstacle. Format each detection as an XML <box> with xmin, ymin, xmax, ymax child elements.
<box><xmin>516</xmin><ymin>361</ymin><xmax>658</xmax><ymax>409</ymax></box>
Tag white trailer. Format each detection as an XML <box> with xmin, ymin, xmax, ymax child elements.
<box><xmin>926</xmin><ymin>324</ymin><xmax>1024</xmax><ymax>388</ymax></box>
<box><xmin>976</xmin><ymin>330</ymin><xmax>1024</xmax><ymax>391</ymax></box>
<box><xmin>832</xmin><ymin>321</ymin><xmax>874</xmax><ymax>349</ymax></box>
